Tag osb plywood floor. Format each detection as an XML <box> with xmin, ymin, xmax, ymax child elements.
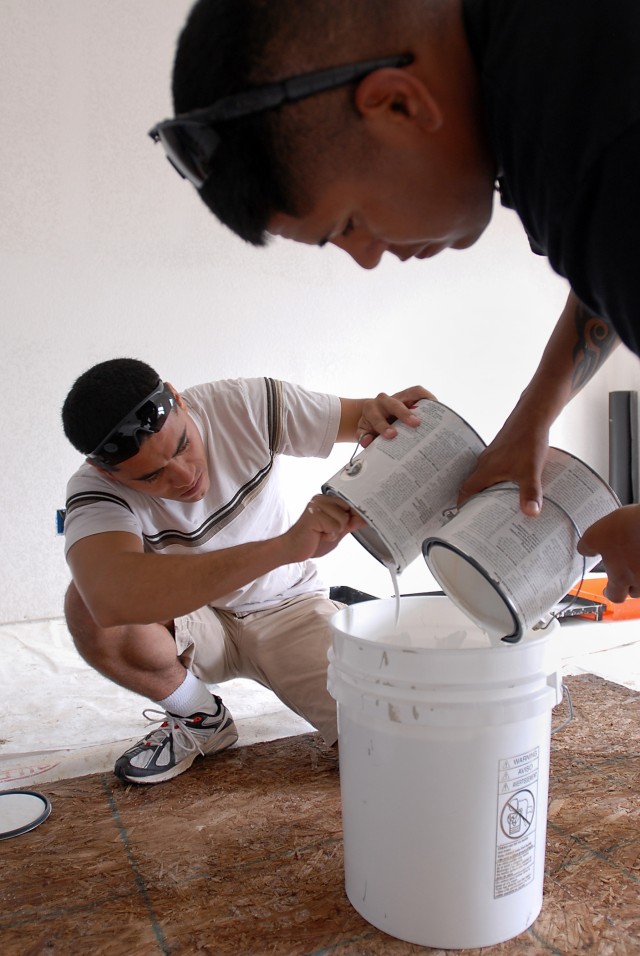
<box><xmin>1</xmin><ymin>674</ymin><xmax>638</xmax><ymax>956</ymax></box>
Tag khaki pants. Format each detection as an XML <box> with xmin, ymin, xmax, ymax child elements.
<box><xmin>174</xmin><ymin>592</ymin><xmax>343</xmax><ymax>745</ymax></box>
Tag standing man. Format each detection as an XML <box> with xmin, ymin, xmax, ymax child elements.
<box><xmin>62</xmin><ymin>357</ymin><xmax>431</xmax><ymax>784</ymax></box>
<box><xmin>149</xmin><ymin>0</ymin><xmax>640</xmax><ymax>601</ymax></box>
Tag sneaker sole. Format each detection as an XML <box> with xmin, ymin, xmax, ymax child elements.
<box><xmin>115</xmin><ymin>721</ymin><xmax>239</xmax><ymax>786</ymax></box>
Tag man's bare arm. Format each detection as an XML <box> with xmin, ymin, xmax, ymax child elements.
<box><xmin>67</xmin><ymin>494</ymin><xmax>364</xmax><ymax>628</ymax></box>
<box><xmin>459</xmin><ymin>289</ymin><xmax>619</xmax><ymax>513</ymax></box>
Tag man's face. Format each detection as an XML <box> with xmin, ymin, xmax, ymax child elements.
<box><xmin>269</xmin><ymin>163</ymin><xmax>495</xmax><ymax>269</ymax></box>
<box><xmin>268</xmin><ymin>111</ymin><xmax>495</xmax><ymax>269</ymax></box>
<box><xmin>100</xmin><ymin>401</ymin><xmax>210</xmax><ymax>502</ymax></box>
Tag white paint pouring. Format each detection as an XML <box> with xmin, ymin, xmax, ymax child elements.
<box><xmin>387</xmin><ymin>563</ymin><xmax>401</xmax><ymax>625</ymax></box>
<box><xmin>327</xmin><ymin>594</ymin><xmax>563</xmax><ymax>949</ymax></box>
<box><xmin>325</xmin><ymin>405</ymin><xmax>619</xmax><ymax>643</ymax></box>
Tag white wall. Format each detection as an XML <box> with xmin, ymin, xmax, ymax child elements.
<box><xmin>1</xmin><ymin>1</ymin><xmax>638</xmax><ymax>622</ymax></box>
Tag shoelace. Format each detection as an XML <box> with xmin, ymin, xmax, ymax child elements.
<box><xmin>140</xmin><ymin>708</ymin><xmax>206</xmax><ymax>758</ymax></box>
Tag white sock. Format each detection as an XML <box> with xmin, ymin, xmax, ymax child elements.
<box><xmin>157</xmin><ymin>670</ymin><xmax>217</xmax><ymax>717</ymax></box>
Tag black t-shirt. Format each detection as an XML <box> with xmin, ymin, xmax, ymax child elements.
<box><xmin>462</xmin><ymin>0</ymin><xmax>640</xmax><ymax>356</ymax></box>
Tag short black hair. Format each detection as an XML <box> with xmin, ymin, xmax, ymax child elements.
<box><xmin>171</xmin><ymin>0</ymin><xmax>421</xmax><ymax>244</ymax></box>
<box><xmin>62</xmin><ymin>358</ymin><xmax>161</xmax><ymax>456</ymax></box>
<box><xmin>171</xmin><ymin>0</ymin><xmax>286</xmax><ymax>245</ymax></box>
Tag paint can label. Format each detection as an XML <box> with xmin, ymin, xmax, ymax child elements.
<box><xmin>423</xmin><ymin>448</ymin><xmax>620</xmax><ymax>640</ymax></box>
<box><xmin>322</xmin><ymin>399</ymin><xmax>485</xmax><ymax>573</ymax></box>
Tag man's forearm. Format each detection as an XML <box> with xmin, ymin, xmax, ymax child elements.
<box><xmin>68</xmin><ymin>494</ymin><xmax>359</xmax><ymax>628</ymax></box>
<box><xmin>458</xmin><ymin>289</ymin><xmax>619</xmax><ymax>512</ymax></box>
<box><xmin>515</xmin><ymin>289</ymin><xmax>619</xmax><ymax>434</ymax></box>
<box><xmin>70</xmin><ymin>533</ymin><xmax>293</xmax><ymax>628</ymax></box>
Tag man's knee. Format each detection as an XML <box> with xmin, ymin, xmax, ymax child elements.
<box><xmin>64</xmin><ymin>582</ymin><xmax>122</xmax><ymax>671</ymax></box>
<box><xmin>65</xmin><ymin>582</ymin><xmax>179</xmax><ymax>677</ymax></box>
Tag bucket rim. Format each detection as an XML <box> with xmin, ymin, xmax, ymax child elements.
<box><xmin>330</xmin><ymin>594</ymin><xmax>559</xmax><ymax>653</ymax></box>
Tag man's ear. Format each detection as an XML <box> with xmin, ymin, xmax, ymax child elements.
<box><xmin>354</xmin><ymin>68</ymin><xmax>443</xmax><ymax>134</ymax></box>
<box><xmin>166</xmin><ymin>382</ymin><xmax>185</xmax><ymax>409</ymax></box>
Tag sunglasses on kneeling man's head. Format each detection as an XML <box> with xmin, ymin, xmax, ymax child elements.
<box><xmin>87</xmin><ymin>380</ymin><xmax>177</xmax><ymax>469</ymax></box>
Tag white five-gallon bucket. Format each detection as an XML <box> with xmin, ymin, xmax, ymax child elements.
<box><xmin>328</xmin><ymin>595</ymin><xmax>562</xmax><ymax>950</ymax></box>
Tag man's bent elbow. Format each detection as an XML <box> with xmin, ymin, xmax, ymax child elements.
<box><xmin>64</xmin><ymin>581</ymin><xmax>126</xmax><ymax>632</ymax></box>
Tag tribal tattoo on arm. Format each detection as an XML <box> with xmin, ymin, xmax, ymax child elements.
<box><xmin>571</xmin><ymin>300</ymin><xmax>618</xmax><ymax>391</ymax></box>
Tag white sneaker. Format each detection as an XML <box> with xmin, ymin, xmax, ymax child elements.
<box><xmin>114</xmin><ymin>697</ymin><xmax>238</xmax><ymax>785</ymax></box>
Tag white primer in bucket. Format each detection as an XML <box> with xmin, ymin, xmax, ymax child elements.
<box><xmin>328</xmin><ymin>595</ymin><xmax>562</xmax><ymax>950</ymax></box>
<box><xmin>423</xmin><ymin>448</ymin><xmax>620</xmax><ymax>642</ymax></box>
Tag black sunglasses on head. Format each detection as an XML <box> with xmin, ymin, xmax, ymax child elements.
<box><xmin>149</xmin><ymin>53</ymin><xmax>413</xmax><ymax>189</ymax></box>
<box><xmin>87</xmin><ymin>380</ymin><xmax>177</xmax><ymax>469</ymax></box>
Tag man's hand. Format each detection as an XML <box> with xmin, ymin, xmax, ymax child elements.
<box><xmin>349</xmin><ymin>386</ymin><xmax>436</xmax><ymax>448</ymax></box>
<box><xmin>282</xmin><ymin>494</ymin><xmax>365</xmax><ymax>561</ymax></box>
<box><xmin>577</xmin><ymin>504</ymin><xmax>640</xmax><ymax>602</ymax></box>
<box><xmin>458</xmin><ymin>411</ymin><xmax>550</xmax><ymax>516</ymax></box>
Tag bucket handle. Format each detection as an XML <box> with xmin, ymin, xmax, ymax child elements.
<box><xmin>551</xmin><ymin>681</ymin><xmax>574</xmax><ymax>734</ymax></box>
<box><xmin>341</xmin><ymin>432</ymin><xmax>375</xmax><ymax>477</ymax></box>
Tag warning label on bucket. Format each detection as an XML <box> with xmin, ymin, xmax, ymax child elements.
<box><xmin>494</xmin><ymin>747</ymin><xmax>539</xmax><ymax>898</ymax></box>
